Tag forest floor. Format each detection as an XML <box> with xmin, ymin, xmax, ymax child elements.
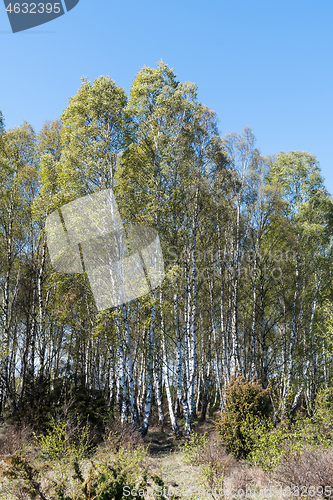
<box><xmin>0</xmin><ymin>412</ymin><xmax>328</xmax><ymax>500</ymax></box>
<box><xmin>144</xmin><ymin>418</ymin><xmax>215</xmax><ymax>499</ymax></box>
<box><xmin>141</xmin><ymin>415</ymin><xmax>275</xmax><ymax>500</ymax></box>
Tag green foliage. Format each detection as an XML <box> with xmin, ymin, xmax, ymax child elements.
<box><xmin>72</xmin><ymin>386</ymin><xmax>109</xmax><ymax>431</ymax></box>
<box><xmin>37</xmin><ymin>418</ymin><xmax>68</xmax><ymax>460</ymax></box>
<box><xmin>310</xmin><ymin>388</ymin><xmax>333</xmax><ymax>442</ymax></box>
<box><xmin>201</xmin><ymin>461</ymin><xmax>225</xmax><ymax>498</ymax></box>
<box><xmin>73</xmin><ymin>444</ymin><xmax>164</xmax><ymax>499</ymax></box>
<box><xmin>36</xmin><ymin>414</ymin><xmax>92</xmax><ymax>461</ymax></box>
<box><xmin>235</xmin><ymin>391</ymin><xmax>333</xmax><ymax>471</ymax></box>
<box><xmin>182</xmin><ymin>432</ymin><xmax>209</xmax><ymax>464</ymax></box>
<box><xmin>246</xmin><ymin>387</ymin><xmax>333</xmax><ymax>471</ymax></box>
<box><xmin>215</xmin><ymin>375</ymin><xmax>271</xmax><ymax>459</ymax></box>
<box><xmin>297</xmin><ymin>387</ymin><xmax>333</xmax><ymax>448</ymax></box>
<box><xmin>246</xmin><ymin>417</ymin><xmax>303</xmax><ymax>471</ymax></box>
<box><xmin>60</xmin><ymin>75</ymin><xmax>127</xmax><ymax>197</ymax></box>
<box><xmin>115</xmin><ymin>60</ymin><xmax>201</xmax><ymax>231</ymax></box>
<box><xmin>1</xmin><ymin>432</ymin><xmax>163</xmax><ymax>500</ymax></box>
<box><xmin>75</xmin><ymin>447</ymin><xmax>152</xmax><ymax>500</ymax></box>
<box><xmin>269</xmin><ymin>151</ymin><xmax>325</xmax><ymax>208</ymax></box>
<box><xmin>14</xmin><ymin>378</ymin><xmax>110</xmax><ymax>436</ymax></box>
<box><xmin>1</xmin><ymin>455</ymin><xmax>43</xmax><ymax>499</ymax></box>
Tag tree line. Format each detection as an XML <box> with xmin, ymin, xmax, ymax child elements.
<box><xmin>0</xmin><ymin>61</ymin><xmax>333</xmax><ymax>436</ymax></box>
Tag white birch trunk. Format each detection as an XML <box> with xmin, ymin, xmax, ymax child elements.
<box><xmin>121</xmin><ymin>304</ymin><xmax>140</xmax><ymax>427</ymax></box>
<box><xmin>187</xmin><ymin>190</ymin><xmax>198</xmax><ymax>426</ymax></box>
<box><xmin>208</xmin><ymin>273</ymin><xmax>223</xmax><ymax>411</ymax></box>
<box><xmin>153</xmin><ymin>361</ymin><xmax>164</xmax><ymax>430</ymax></box>
<box><xmin>115</xmin><ymin>315</ymin><xmax>128</xmax><ymax>424</ymax></box>
<box><xmin>159</xmin><ymin>290</ymin><xmax>180</xmax><ymax>433</ymax></box>
<box><xmin>140</xmin><ymin>292</ymin><xmax>156</xmax><ymax>436</ymax></box>
<box><xmin>175</xmin><ymin>290</ymin><xmax>189</xmax><ymax>434</ymax></box>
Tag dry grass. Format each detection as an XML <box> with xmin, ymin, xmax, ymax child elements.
<box><xmin>0</xmin><ymin>424</ymin><xmax>34</xmax><ymax>457</ymax></box>
<box><xmin>102</xmin><ymin>421</ymin><xmax>143</xmax><ymax>452</ymax></box>
<box><xmin>197</xmin><ymin>431</ymin><xmax>238</xmax><ymax>472</ymax></box>
<box><xmin>0</xmin><ymin>415</ymin><xmax>333</xmax><ymax>500</ymax></box>
<box><xmin>273</xmin><ymin>447</ymin><xmax>333</xmax><ymax>499</ymax></box>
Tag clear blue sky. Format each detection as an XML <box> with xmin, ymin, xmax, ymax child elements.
<box><xmin>1</xmin><ymin>0</ymin><xmax>333</xmax><ymax>193</ymax></box>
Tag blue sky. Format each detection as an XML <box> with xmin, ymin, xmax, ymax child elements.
<box><xmin>1</xmin><ymin>0</ymin><xmax>332</xmax><ymax>193</ymax></box>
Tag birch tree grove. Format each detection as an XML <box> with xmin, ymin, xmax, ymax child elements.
<box><xmin>0</xmin><ymin>64</ymin><xmax>333</xmax><ymax>436</ymax></box>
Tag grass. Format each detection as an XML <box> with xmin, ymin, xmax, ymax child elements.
<box><xmin>0</xmin><ymin>412</ymin><xmax>332</xmax><ymax>499</ymax></box>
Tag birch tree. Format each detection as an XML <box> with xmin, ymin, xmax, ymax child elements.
<box><xmin>0</xmin><ymin>122</ymin><xmax>36</xmax><ymax>414</ymax></box>
<box><xmin>268</xmin><ymin>151</ymin><xmax>333</xmax><ymax>419</ymax></box>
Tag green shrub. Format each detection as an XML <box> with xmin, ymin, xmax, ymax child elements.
<box><xmin>72</xmin><ymin>442</ymin><xmax>166</xmax><ymax>500</ymax></box>
<box><xmin>215</xmin><ymin>375</ymin><xmax>271</xmax><ymax>459</ymax></box>
<box><xmin>12</xmin><ymin>378</ymin><xmax>110</xmax><ymax>436</ymax></box>
<box><xmin>306</xmin><ymin>387</ymin><xmax>333</xmax><ymax>447</ymax></box>
<box><xmin>1</xmin><ymin>440</ymin><xmax>164</xmax><ymax>500</ymax></box>
<box><xmin>36</xmin><ymin>414</ymin><xmax>92</xmax><ymax>461</ymax></box>
<box><xmin>246</xmin><ymin>417</ymin><xmax>304</xmax><ymax>471</ymax></box>
<box><xmin>182</xmin><ymin>432</ymin><xmax>209</xmax><ymax>465</ymax></box>
<box><xmin>246</xmin><ymin>387</ymin><xmax>333</xmax><ymax>471</ymax></box>
<box><xmin>1</xmin><ymin>454</ymin><xmax>43</xmax><ymax>499</ymax></box>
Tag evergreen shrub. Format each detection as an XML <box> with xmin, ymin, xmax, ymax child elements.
<box><xmin>215</xmin><ymin>374</ymin><xmax>271</xmax><ymax>459</ymax></box>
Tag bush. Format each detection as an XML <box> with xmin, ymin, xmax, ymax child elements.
<box><xmin>12</xmin><ymin>378</ymin><xmax>110</xmax><ymax>437</ymax></box>
<box><xmin>305</xmin><ymin>387</ymin><xmax>333</xmax><ymax>448</ymax></box>
<box><xmin>244</xmin><ymin>387</ymin><xmax>333</xmax><ymax>473</ymax></box>
<box><xmin>182</xmin><ymin>432</ymin><xmax>209</xmax><ymax>465</ymax></box>
<box><xmin>182</xmin><ymin>431</ymin><xmax>238</xmax><ymax>499</ymax></box>
<box><xmin>274</xmin><ymin>447</ymin><xmax>333</xmax><ymax>498</ymax></box>
<box><xmin>0</xmin><ymin>422</ymin><xmax>164</xmax><ymax>500</ymax></box>
<box><xmin>0</xmin><ymin>423</ymin><xmax>34</xmax><ymax>456</ymax></box>
<box><xmin>74</xmin><ymin>445</ymin><xmax>165</xmax><ymax>500</ymax></box>
<box><xmin>215</xmin><ymin>375</ymin><xmax>271</xmax><ymax>459</ymax></box>
<box><xmin>247</xmin><ymin>417</ymin><xmax>304</xmax><ymax>471</ymax></box>
<box><xmin>36</xmin><ymin>413</ymin><xmax>92</xmax><ymax>461</ymax></box>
